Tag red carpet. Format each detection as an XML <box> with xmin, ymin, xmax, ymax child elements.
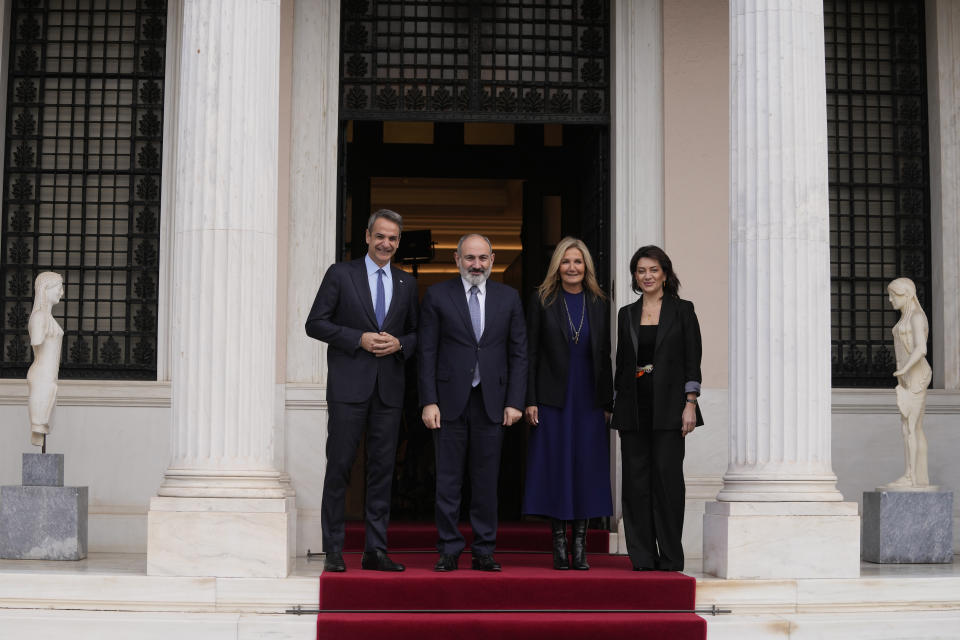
<box><xmin>320</xmin><ymin>552</ymin><xmax>696</xmax><ymax>610</ymax></box>
<box><xmin>343</xmin><ymin>520</ymin><xmax>609</xmax><ymax>553</ymax></box>
<box><xmin>317</xmin><ymin>551</ymin><xmax>706</xmax><ymax>639</ymax></box>
<box><xmin>321</xmin><ymin>523</ymin><xmax>705</xmax><ymax>639</ymax></box>
<box><xmin>317</xmin><ymin>612</ymin><xmax>706</xmax><ymax>639</ymax></box>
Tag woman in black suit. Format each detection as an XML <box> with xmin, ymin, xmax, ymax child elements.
<box><xmin>611</xmin><ymin>245</ymin><xmax>703</xmax><ymax>572</ymax></box>
<box><xmin>523</xmin><ymin>237</ymin><xmax>613</xmax><ymax>570</ymax></box>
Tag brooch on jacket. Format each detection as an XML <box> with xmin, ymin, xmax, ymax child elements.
<box><xmin>635</xmin><ymin>364</ymin><xmax>654</xmax><ymax>378</ymax></box>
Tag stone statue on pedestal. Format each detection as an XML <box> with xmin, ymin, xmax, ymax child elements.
<box><xmin>880</xmin><ymin>277</ymin><xmax>936</xmax><ymax>492</ymax></box>
<box><xmin>27</xmin><ymin>271</ymin><xmax>64</xmax><ymax>449</ymax></box>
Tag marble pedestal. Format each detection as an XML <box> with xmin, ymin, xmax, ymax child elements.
<box><xmin>0</xmin><ymin>454</ymin><xmax>88</xmax><ymax>560</ymax></box>
<box><xmin>862</xmin><ymin>491</ymin><xmax>954</xmax><ymax>563</ymax></box>
<box><xmin>703</xmin><ymin>501</ymin><xmax>861</xmax><ymax>578</ymax></box>
<box><xmin>147</xmin><ymin>496</ymin><xmax>296</xmax><ymax>578</ymax></box>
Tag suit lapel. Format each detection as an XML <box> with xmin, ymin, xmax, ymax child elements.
<box><xmin>350</xmin><ymin>259</ymin><xmax>378</xmax><ymax>328</ymax></box>
<box><xmin>480</xmin><ymin>282</ymin><xmax>495</xmax><ymax>344</ymax></box>
<box><xmin>447</xmin><ymin>278</ymin><xmax>477</xmax><ymax>344</ymax></box>
<box><xmin>628</xmin><ymin>298</ymin><xmax>642</xmax><ymax>357</ymax></box>
<box><xmin>655</xmin><ymin>294</ymin><xmax>677</xmax><ymax>354</ymax></box>
<box><xmin>382</xmin><ymin>265</ymin><xmax>408</xmax><ymax>327</ymax></box>
<box><xmin>552</xmin><ymin>293</ymin><xmax>571</xmax><ymax>341</ymax></box>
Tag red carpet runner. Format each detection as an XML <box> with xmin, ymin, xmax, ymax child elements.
<box><xmin>318</xmin><ymin>523</ymin><xmax>706</xmax><ymax>640</ymax></box>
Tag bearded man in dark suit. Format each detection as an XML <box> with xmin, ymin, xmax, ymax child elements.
<box><xmin>305</xmin><ymin>209</ymin><xmax>418</xmax><ymax>573</ymax></box>
<box><xmin>418</xmin><ymin>233</ymin><xmax>527</xmax><ymax>572</ymax></box>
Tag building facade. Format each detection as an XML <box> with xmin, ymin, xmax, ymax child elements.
<box><xmin>0</xmin><ymin>0</ymin><xmax>958</xmax><ymax>579</ymax></box>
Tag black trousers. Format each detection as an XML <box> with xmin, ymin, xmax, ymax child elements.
<box><xmin>619</xmin><ymin>428</ymin><xmax>686</xmax><ymax>570</ymax></box>
<box><xmin>434</xmin><ymin>385</ymin><xmax>504</xmax><ymax>556</ymax></box>
<box><xmin>321</xmin><ymin>380</ymin><xmax>401</xmax><ymax>553</ymax></box>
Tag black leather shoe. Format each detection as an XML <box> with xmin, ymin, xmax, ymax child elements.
<box><xmin>361</xmin><ymin>549</ymin><xmax>405</xmax><ymax>572</ymax></box>
<box><xmin>323</xmin><ymin>551</ymin><xmax>346</xmax><ymax>573</ymax></box>
<box><xmin>471</xmin><ymin>554</ymin><xmax>502</xmax><ymax>572</ymax></box>
<box><xmin>434</xmin><ymin>553</ymin><xmax>459</xmax><ymax>572</ymax></box>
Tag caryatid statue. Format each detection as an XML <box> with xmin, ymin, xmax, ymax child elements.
<box><xmin>880</xmin><ymin>277</ymin><xmax>936</xmax><ymax>492</ymax></box>
<box><xmin>27</xmin><ymin>271</ymin><xmax>64</xmax><ymax>449</ymax></box>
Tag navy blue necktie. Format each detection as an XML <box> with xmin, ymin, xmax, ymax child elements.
<box><xmin>375</xmin><ymin>268</ymin><xmax>386</xmax><ymax>329</ymax></box>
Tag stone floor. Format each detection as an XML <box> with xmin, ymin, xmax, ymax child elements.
<box><xmin>0</xmin><ymin>553</ymin><xmax>958</xmax><ymax>639</ymax></box>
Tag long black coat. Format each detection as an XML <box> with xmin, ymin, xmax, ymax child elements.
<box><xmin>525</xmin><ymin>290</ymin><xmax>613</xmax><ymax>411</ymax></box>
<box><xmin>611</xmin><ymin>294</ymin><xmax>703</xmax><ymax>431</ymax></box>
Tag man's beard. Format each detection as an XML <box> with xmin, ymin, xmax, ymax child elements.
<box><xmin>460</xmin><ymin>265</ymin><xmax>491</xmax><ymax>285</ymax></box>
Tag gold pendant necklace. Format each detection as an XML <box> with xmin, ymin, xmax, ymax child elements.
<box><xmin>562</xmin><ymin>293</ymin><xmax>585</xmax><ymax>344</ymax></box>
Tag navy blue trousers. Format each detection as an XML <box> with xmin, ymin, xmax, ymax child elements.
<box><xmin>434</xmin><ymin>385</ymin><xmax>504</xmax><ymax>556</ymax></box>
<box><xmin>321</xmin><ymin>380</ymin><xmax>401</xmax><ymax>554</ymax></box>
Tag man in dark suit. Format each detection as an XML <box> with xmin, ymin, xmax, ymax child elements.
<box><xmin>305</xmin><ymin>209</ymin><xmax>418</xmax><ymax>573</ymax></box>
<box><xmin>418</xmin><ymin>233</ymin><xmax>527</xmax><ymax>572</ymax></box>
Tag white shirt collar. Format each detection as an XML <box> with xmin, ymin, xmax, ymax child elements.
<box><xmin>461</xmin><ymin>277</ymin><xmax>487</xmax><ymax>296</ymax></box>
<box><xmin>365</xmin><ymin>254</ymin><xmax>390</xmax><ymax>277</ymax></box>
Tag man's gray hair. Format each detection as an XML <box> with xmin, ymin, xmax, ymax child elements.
<box><xmin>456</xmin><ymin>233</ymin><xmax>493</xmax><ymax>254</ymax></box>
<box><xmin>368</xmin><ymin>209</ymin><xmax>403</xmax><ymax>232</ymax></box>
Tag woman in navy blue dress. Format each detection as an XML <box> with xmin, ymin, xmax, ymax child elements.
<box><xmin>523</xmin><ymin>237</ymin><xmax>613</xmax><ymax>570</ymax></box>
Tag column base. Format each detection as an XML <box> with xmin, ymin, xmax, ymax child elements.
<box><xmin>147</xmin><ymin>496</ymin><xmax>296</xmax><ymax>577</ymax></box>
<box><xmin>702</xmin><ymin>501</ymin><xmax>860</xmax><ymax>578</ymax></box>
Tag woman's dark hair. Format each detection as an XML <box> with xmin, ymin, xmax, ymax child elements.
<box><xmin>629</xmin><ymin>245</ymin><xmax>681</xmax><ymax>297</ymax></box>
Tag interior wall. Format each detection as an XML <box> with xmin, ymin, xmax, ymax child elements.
<box><xmin>662</xmin><ymin>0</ymin><xmax>729</xmax><ymax>389</ymax></box>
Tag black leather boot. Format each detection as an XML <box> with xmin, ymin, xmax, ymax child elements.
<box><xmin>572</xmin><ymin>519</ymin><xmax>589</xmax><ymax>570</ymax></box>
<box><xmin>551</xmin><ymin>519</ymin><xmax>569</xmax><ymax>570</ymax></box>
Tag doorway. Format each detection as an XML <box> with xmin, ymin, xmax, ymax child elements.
<box><xmin>339</xmin><ymin>119</ymin><xmax>610</xmax><ymax>522</ymax></box>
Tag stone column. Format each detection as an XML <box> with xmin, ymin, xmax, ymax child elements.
<box><xmin>283</xmin><ymin>0</ymin><xmax>341</xmax><ymax>555</ymax></box>
<box><xmin>702</xmin><ymin>0</ymin><xmax>859</xmax><ymax>579</ymax></box>
<box><xmin>610</xmin><ymin>0</ymin><xmax>663</xmax><ymax>552</ymax></box>
<box><xmin>928</xmin><ymin>0</ymin><xmax>960</xmax><ymax>390</ymax></box>
<box><xmin>147</xmin><ymin>0</ymin><xmax>295</xmax><ymax>578</ymax></box>
<box><xmin>287</xmin><ymin>0</ymin><xmax>340</xmax><ymax>387</ymax></box>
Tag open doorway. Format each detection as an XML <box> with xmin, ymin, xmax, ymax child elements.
<box><xmin>339</xmin><ymin>119</ymin><xmax>610</xmax><ymax>522</ymax></box>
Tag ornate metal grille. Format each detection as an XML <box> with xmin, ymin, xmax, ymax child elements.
<box><xmin>825</xmin><ymin>0</ymin><xmax>930</xmax><ymax>387</ymax></box>
<box><xmin>339</xmin><ymin>0</ymin><xmax>609</xmax><ymax>123</ymax></box>
<box><xmin>1</xmin><ymin>0</ymin><xmax>166</xmax><ymax>379</ymax></box>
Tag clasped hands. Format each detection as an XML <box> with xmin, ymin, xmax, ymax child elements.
<box><xmin>422</xmin><ymin>403</ymin><xmax>522</xmax><ymax>430</ymax></box>
<box><xmin>361</xmin><ymin>331</ymin><xmax>400</xmax><ymax>357</ymax></box>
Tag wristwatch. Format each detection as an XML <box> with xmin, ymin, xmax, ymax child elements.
<box><xmin>685</xmin><ymin>397</ymin><xmax>698</xmax><ymax>405</ymax></box>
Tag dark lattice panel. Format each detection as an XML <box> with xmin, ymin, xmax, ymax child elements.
<box><xmin>340</xmin><ymin>0</ymin><xmax>609</xmax><ymax>123</ymax></box>
<box><xmin>1</xmin><ymin>0</ymin><xmax>165</xmax><ymax>379</ymax></box>
<box><xmin>825</xmin><ymin>0</ymin><xmax>931</xmax><ymax>387</ymax></box>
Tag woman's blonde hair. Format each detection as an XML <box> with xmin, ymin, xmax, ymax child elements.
<box><xmin>537</xmin><ymin>236</ymin><xmax>606</xmax><ymax>305</ymax></box>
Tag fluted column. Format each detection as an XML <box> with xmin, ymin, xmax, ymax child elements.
<box><xmin>159</xmin><ymin>0</ymin><xmax>283</xmax><ymax>498</ymax></box>
<box><xmin>719</xmin><ymin>0</ymin><xmax>841</xmax><ymax>502</ymax></box>
<box><xmin>148</xmin><ymin>0</ymin><xmax>294</xmax><ymax>578</ymax></box>
<box><xmin>702</xmin><ymin>0</ymin><xmax>859</xmax><ymax>579</ymax></box>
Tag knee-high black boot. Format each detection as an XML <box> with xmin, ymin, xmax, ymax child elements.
<box><xmin>572</xmin><ymin>519</ymin><xmax>589</xmax><ymax>570</ymax></box>
<box><xmin>551</xmin><ymin>519</ymin><xmax>569</xmax><ymax>570</ymax></box>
